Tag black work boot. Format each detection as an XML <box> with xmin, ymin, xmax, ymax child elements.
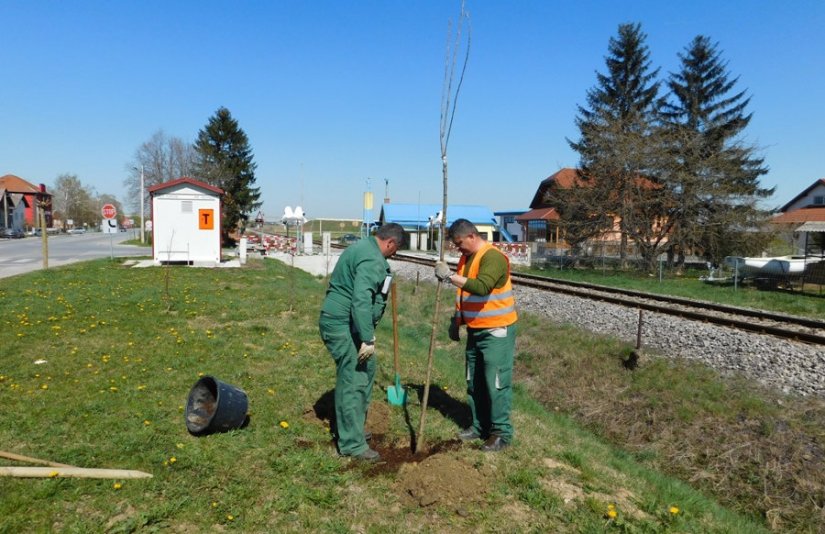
<box><xmin>351</xmin><ymin>448</ymin><xmax>380</xmax><ymax>462</ymax></box>
<box><xmin>457</xmin><ymin>427</ymin><xmax>481</xmax><ymax>441</ymax></box>
<box><xmin>481</xmin><ymin>435</ymin><xmax>509</xmax><ymax>452</ymax></box>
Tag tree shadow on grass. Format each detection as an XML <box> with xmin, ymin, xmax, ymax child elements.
<box><xmin>408</xmin><ymin>383</ymin><xmax>472</xmax><ymax>430</ymax></box>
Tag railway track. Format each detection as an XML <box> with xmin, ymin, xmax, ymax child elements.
<box><xmin>393</xmin><ymin>252</ymin><xmax>825</xmax><ymax>346</ymax></box>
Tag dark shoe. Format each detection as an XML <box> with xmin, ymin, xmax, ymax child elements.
<box><xmin>457</xmin><ymin>428</ymin><xmax>481</xmax><ymax>442</ymax></box>
<box><xmin>352</xmin><ymin>448</ymin><xmax>380</xmax><ymax>462</ymax></box>
<box><xmin>481</xmin><ymin>435</ymin><xmax>509</xmax><ymax>452</ymax></box>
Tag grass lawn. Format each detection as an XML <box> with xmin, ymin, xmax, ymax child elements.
<box><xmin>0</xmin><ymin>257</ymin><xmax>800</xmax><ymax>532</ymax></box>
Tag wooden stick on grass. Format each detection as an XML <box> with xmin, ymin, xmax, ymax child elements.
<box><xmin>0</xmin><ymin>467</ymin><xmax>153</xmax><ymax>479</ymax></box>
<box><xmin>0</xmin><ymin>450</ymin><xmax>74</xmax><ymax>468</ymax></box>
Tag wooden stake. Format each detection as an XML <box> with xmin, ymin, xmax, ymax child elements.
<box><xmin>415</xmin><ymin>282</ymin><xmax>443</xmax><ymax>453</ymax></box>
<box><xmin>0</xmin><ymin>466</ymin><xmax>153</xmax><ymax>479</ymax></box>
<box><xmin>0</xmin><ymin>450</ymin><xmax>73</xmax><ymax>468</ymax></box>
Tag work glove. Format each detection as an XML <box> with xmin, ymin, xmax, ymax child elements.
<box><xmin>358</xmin><ymin>341</ymin><xmax>375</xmax><ymax>363</ymax></box>
<box><xmin>448</xmin><ymin>317</ymin><xmax>461</xmax><ymax>342</ymax></box>
<box><xmin>434</xmin><ymin>261</ymin><xmax>452</xmax><ymax>282</ymax></box>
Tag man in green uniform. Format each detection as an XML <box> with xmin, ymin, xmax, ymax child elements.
<box><xmin>435</xmin><ymin>219</ymin><xmax>517</xmax><ymax>452</ymax></box>
<box><xmin>319</xmin><ymin>223</ymin><xmax>405</xmax><ymax>461</ymax></box>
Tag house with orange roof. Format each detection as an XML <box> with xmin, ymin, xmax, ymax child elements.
<box><xmin>0</xmin><ymin>174</ymin><xmax>53</xmax><ymax>232</ymax></box>
<box><xmin>772</xmin><ymin>177</ymin><xmax>825</xmax><ymax>256</ymax></box>
<box><xmin>516</xmin><ymin>167</ymin><xmax>635</xmax><ymax>248</ymax></box>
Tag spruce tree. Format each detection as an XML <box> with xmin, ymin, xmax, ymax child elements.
<box><xmin>566</xmin><ymin>23</ymin><xmax>667</xmax><ymax>268</ymax></box>
<box><xmin>661</xmin><ymin>36</ymin><xmax>773</xmax><ymax>265</ymax></box>
<box><xmin>194</xmin><ymin>107</ymin><xmax>261</xmax><ymax>244</ymax></box>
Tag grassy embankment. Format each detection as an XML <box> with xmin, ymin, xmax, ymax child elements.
<box><xmin>0</xmin><ymin>258</ymin><xmax>821</xmax><ymax>532</ymax></box>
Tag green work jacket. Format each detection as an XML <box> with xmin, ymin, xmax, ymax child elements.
<box><xmin>320</xmin><ymin>236</ymin><xmax>391</xmax><ymax>342</ymax></box>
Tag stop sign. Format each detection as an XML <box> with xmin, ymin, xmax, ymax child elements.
<box><xmin>101</xmin><ymin>204</ymin><xmax>117</xmax><ymax>220</ymax></box>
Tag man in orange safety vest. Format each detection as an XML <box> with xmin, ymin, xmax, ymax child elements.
<box><xmin>434</xmin><ymin>218</ymin><xmax>517</xmax><ymax>452</ymax></box>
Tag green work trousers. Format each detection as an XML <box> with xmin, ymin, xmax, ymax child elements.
<box><xmin>465</xmin><ymin>323</ymin><xmax>516</xmax><ymax>442</ymax></box>
<box><xmin>319</xmin><ymin>313</ymin><xmax>376</xmax><ymax>456</ymax></box>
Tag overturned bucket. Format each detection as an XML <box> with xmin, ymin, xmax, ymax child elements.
<box><xmin>185</xmin><ymin>376</ymin><xmax>249</xmax><ymax>436</ymax></box>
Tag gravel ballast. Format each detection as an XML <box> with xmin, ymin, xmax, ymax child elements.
<box><xmin>389</xmin><ymin>259</ymin><xmax>825</xmax><ymax>398</ymax></box>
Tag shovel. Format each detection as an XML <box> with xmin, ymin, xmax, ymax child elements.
<box><xmin>387</xmin><ymin>281</ymin><xmax>407</xmax><ymax>406</ymax></box>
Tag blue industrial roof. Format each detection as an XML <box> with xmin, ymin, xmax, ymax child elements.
<box><xmin>379</xmin><ymin>203</ymin><xmax>497</xmax><ymax>228</ymax></box>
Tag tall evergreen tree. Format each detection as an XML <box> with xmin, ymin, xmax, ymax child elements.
<box><xmin>661</xmin><ymin>36</ymin><xmax>773</xmax><ymax>265</ymax></box>
<box><xmin>193</xmin><ymin>107</ymin><xmax>261</xmax><ymax>243</ymax></box>
<box><xmin>566</xmin><ymin>23</ymin><xmax>668</xmax><ymax>268</ymax></box>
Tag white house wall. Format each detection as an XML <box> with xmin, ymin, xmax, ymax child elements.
<box><xmin>152</xmin><ymin>184</ymin><xmax>221</xmax><ymax>264</ymax></box>
<box><xmin>786</xmin><ymin>183</ymin><xmax>825</xmax><ymax>211</ymax></box>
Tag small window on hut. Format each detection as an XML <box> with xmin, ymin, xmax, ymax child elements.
<box><xmin>182</xmin><ymin>201</ymin><xmax>193</xmax><ymax>213</ymax></box>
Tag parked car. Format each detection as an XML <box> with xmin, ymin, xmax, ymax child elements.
<box><xmin>338</xmin><ymin>233</ymin><xmax>360</xmax><ymax>245</ymax></box>
<box><xmin>1</xmin><ymin>227</ymin><xmax>24</xmax><ymax>239</ymax></box>
<box><xmin>67</xmin><ymin>227</ymin><xmax>87</xmax><ymax>234</ymax></box>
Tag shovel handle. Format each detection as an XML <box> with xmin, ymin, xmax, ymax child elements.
<box><xmin>391</xmin><ymin>281</ymin><xmax>400</xmax><ymax>374</ymax></box>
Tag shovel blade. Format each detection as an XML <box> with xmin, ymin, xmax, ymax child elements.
<box><xmin>387</xmin><ymin>376</ymin><xmax>407</xmax><ymax>406</ymax></box>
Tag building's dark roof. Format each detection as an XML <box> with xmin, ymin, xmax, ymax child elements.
<box><xmin>148</xmin><ymin>177</ymin><xmax>224</xmax><ymax>195</ymax></box>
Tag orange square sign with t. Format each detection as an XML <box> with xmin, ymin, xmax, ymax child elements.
<box><xmin>198</xmin><ymin>209</ymin><xmax>215</xmax><ymax>230</ymax></box>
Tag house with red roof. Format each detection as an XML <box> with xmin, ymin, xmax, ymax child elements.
<box><xmin>0</xmin><ymin>174</ymin><xmax>52</xmax><ymax>232</ymax></box>
<box><xmin>772</xmin><ymin>177</ymin><xmax>825</xmax><ymax>256</ymax></box>
<box><xmin>516</xmin><ymin>167</ymin><xmax>668</xmax><ymax>258</ymax></box>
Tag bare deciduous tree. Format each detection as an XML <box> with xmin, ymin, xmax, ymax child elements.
<box><xmin>123</xmin><ymin>130</ymin><xmax>196</xmax><ymax>215</ymax></box>
<box><xmin>418</xmin><ymin>0</ymin><xmax>471</xmax><ymax>454</ymax></box>
<box><xmin>51</xmin><ymin>174</ymin><xmax>98</xmax><ymax>228</ymax></box>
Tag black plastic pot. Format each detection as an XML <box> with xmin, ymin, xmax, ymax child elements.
<box><xmin>185</xmin><ymin>376</ymin><xmax>249</xmax><ymax>436</ymax></box>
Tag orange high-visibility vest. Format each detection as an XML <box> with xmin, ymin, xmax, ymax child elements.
<box><xmin>455</xmin><ymin>243</ymin><xmax>517</xmax><ymax>328</ymax></box>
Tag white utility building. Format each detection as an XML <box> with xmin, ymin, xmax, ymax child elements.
<box><xmin>149</xmin><ymin>177</ymin><xmax>224</xmax><ymax>266</ymax></box>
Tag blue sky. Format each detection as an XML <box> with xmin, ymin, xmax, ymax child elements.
<box><xmin>2</xmin><ymin>1</ymin><xmax>823</xmax><ymax>219</ymax></box>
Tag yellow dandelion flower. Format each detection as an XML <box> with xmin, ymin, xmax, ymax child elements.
<box><xmin>143</xmin><ymin>420</ymin><xmax>151</xmax><ymax>426</ymax></box>
<box><xmin>109</xmin><ymin>386</ymin><xmax>118</xmax><ymax>392</ymax></box>
<box><xmin>137</xmin><ymin>385</ymin><xmax>146</xmax><ymax>391</ymax></box>
<box><xmin>40</xmin><ymin>384</ymin><xmax>48</xmax><ymax>390</ymax></box>
<box><xmin>607</xmin><ymin>509</ymin><xmax>617</xmax><ymax>519</ymax></box>
<box><xmin>212</xmin><ymin>501</ymin><xmax>218</xmax><ymax>508</ymax></box>
<box><xmin>198</xmin><ymin>372</ymin><xmax>204</xmax><ymax>377</ymax></box>
<box><xmin>169</xmin><ymin>457</ymin><xmax>177</xmax><ymax>464</ymax></box>
<box><xmin>267</xmin><ymin>388</ymin><xmax>275</xmax><ymax>395</ymax></box>
<box><xmin>113</xmin><ymin>482</ymin><xmax>122</xmax><ymax>490</ymax></box>
<box><xmin>176</xmin><ymin>443</ymin><xmax>185</xmax><ymax>449</ymax></box>
<box><xmin>226</xmin><ymin>514</ymin><xmax>234</xmax><ymax>521</ymax></box>
<box><xmin>279</xmin><ymin>421</ymin><xmax>289</xmax><ymax>429</ymax></box>
<box><xmin>669</xmin><ymin>506</ymin><xmax>680</xmax><ymax>515</ymax></box>
<box><xmin>162</xmin><ymin>460</ymin><xmax>169</xmax><ymax>466</ymax></box>
<box><xmin>48</xmin><ymin>471</ymin><xmax>59</xmax><ymax>478</ymax></box>
<box><xmin>607</xmin><ymin>503</ymin><xmax>616</xmax><ymax>510</ymax></box>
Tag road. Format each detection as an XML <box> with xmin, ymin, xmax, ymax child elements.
<box><xmin>0</xmin><ymin>231</ymin><xmax>148</xmax><ymax>279</ymax></box>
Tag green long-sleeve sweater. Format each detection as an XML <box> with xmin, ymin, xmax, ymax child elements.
<box><xmin>320</xmin><ymin>236</ymin><xmax>391</xmax><ymax>342</ymax></box>
<box><xmin>460</xmin><ymin>246</ymin><xmax>509</xmax><ymax>295</ymax></box>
